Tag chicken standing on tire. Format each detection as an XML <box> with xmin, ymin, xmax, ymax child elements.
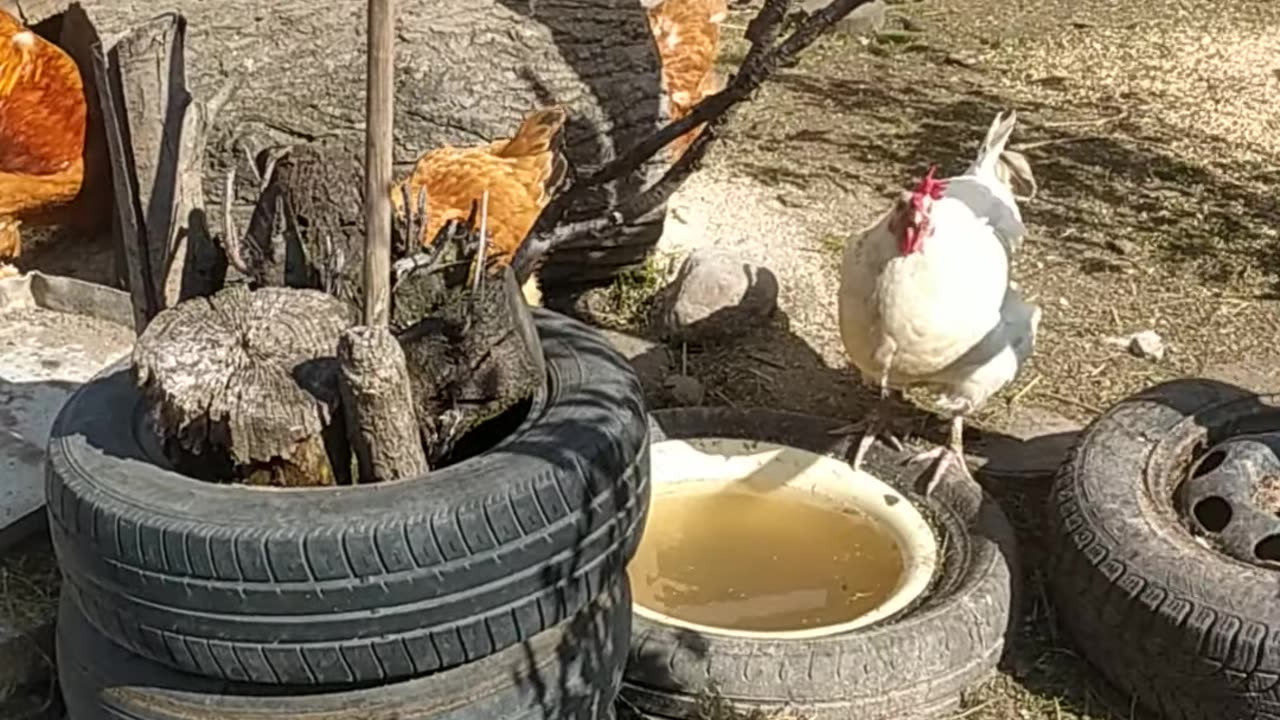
<box><xmin>835</xmin><ymin>110</ymin><xmax>1040</xmax><ymax>495</ymax></box>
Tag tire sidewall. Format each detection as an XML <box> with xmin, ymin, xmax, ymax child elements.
<box><xmin>1049</xmin><ymin>379</ymin><xmax>1280</xmax><ymax>716</ymax></box>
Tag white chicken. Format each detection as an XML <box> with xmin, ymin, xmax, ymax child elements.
<box><xmin>836</xmin><ymin>110</ymin><xmax>1040</xmax><ymax>495</ymax></box>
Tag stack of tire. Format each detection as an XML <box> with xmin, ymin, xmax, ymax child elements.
<box><xmin>46</xmin><ymin>310</ymin><xmax>652</xmax><ymax>720</ymax></box>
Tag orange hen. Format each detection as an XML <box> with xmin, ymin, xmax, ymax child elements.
<box><xmin>391</xmin><ymin>106</ymin><xmax>568</xmax><ymax>306</ymax></box>
<box><xmin>645</xmin><ymin>0</ymin><xmax>727</xmax><ymax>159</ymax></box>
<box><xmin>0</xmin><ymin>9</ymin><xmax>88</xmax><ymax>278</ymax></box>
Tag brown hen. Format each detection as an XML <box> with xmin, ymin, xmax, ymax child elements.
<box><xmin>0</xmin><ymin>9</ymin><xmax>88</xmax><ymax>278</ymax></box>
<box><xmin>391</xmin><ymin>106</ymin><xmax>568</xmax><ymax>306</ymax></box>
<box><xmin>645</xmin><ymin>0</ymin><xmax>727</xmax><ymax>159</ymax></box>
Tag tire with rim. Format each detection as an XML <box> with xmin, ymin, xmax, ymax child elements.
<box><xmin>46</xmin><ymin>309</ymin><xmax>650</xmax><ymax>686</ymax></box>
<box><xmin>1049</xmin><ymin>378</ymin><xmax>1280</xmax><ymax>720</ymax></box>
<box><xmin>619</xmin><ymin>408</ymin><xmax>1019</xmax><ymax>720</ymax></box>
<box><xmin>58</xmin><ymin>574</ymin><xmax>632</xmax><ymax>720</ymax></box>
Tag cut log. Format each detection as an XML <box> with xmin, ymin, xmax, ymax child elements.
<box><xmin>132</xmin><ymin>285</ymin><xmax>356</xmax><ymax>486</ymax></box>
<box><xmin>394</xmin><ymin>263</ymin><xmax>544</xmax><ymax>464</ymax></box>
<box><xmin>337</xmin><ymin>325</ymin><xmax>428</xmax><ymax>483</ymax></box>
<box><xmin>266</xmin><ymin>137</ymin><xmax>369</xmax><ymax>310</ymax></box>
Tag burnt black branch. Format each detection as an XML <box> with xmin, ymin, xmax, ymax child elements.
<box><xmin>510</xmin><ymin>0</ymin><xmax>875</xmax><ymax>283</ymax></box>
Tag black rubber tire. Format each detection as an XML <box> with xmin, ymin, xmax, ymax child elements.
<box><xmin>619</xmin><ymin>408</ymin><xmax>1019</xmax><ymax>720</ymax></box>
<box><xmin>58</xmin><ymin>575</ymin><xmax>632</xmax><ymax>720</ymax></box>
<box><xmin>1048</xmin><ymin>378</ymin><xmax>1280</xmax><ymax>720</ymax></box>
<box><xmin>46</xmin><ymin>309</ymin><xmax>650</xmax><ymax>686</ymax></box>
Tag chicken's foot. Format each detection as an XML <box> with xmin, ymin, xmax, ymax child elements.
<box><xmin>906</xmin><ymin>415</ymin><xmax>974</xmax><ymax>497</ymax></box>
<box><xmin>830</xmin><ymin>380</ymin><xmax>907</xmax><ymax>472</ymax></box>
<box><xmin>0</xmin><ymin>262</ymin><xmax>18</xmax><ymax>280</ymax></box>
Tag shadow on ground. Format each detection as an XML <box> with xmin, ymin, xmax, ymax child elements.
<box><xmin>731</xmin><ymin>54</ymin><xmax>1280</xmax><ymax>295</ymax></box>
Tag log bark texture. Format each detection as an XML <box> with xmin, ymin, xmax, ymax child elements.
<box><xmin>13</xmin><ymin>0</ymin><xmax>672</xmax><ymax>288</ymax></box>
<box><xmin>92</xmin><ymin>12</ymin><xmax>229</xmax><ymax>328</ymax></box>
<box><xmin>393</xmin><ymin>264</ymin><xmax>544</xmax><ymax>464</ymax></box>
<box><xmin>337</xmin><ymin>325</ymin><xmax>429</xmax><ymax>483</ymax></box>
<box><xmin>132</xmin><ymin>285</ymin><xmax>356</xmax><ymax>486</ymax></box>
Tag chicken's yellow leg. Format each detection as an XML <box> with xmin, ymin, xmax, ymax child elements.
<box><xmin>908</xmin><ymin>415</ymin><xmax>974</xmax><ymax>497</ymax></box>
<box><xmin>830</xmin><ymin>368</ymin><xmax>905</xmax><ymax>472</ymax></box>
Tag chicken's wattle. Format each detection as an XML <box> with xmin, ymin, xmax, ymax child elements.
<box><xmin>898</xmin><ymin>209</ymin><xmax>929</xmax><ymax>255</ymax></box>
<box><xmin>896</xmin><ymin>165</ymin><xmax>948</xmax><ymax>255</ymax></box>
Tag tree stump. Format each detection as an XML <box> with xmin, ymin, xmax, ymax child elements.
<box><xmin>337</xmin><ymin>325</ymin><xmax>429</xmax><ymax>483</ymax></box>
<box><xmin>229</xmin><ymin>135</ymin><xmax>404</xmax><ymax>316</ymax></box>
<box><xmin>394</xmin><ymin>263</ymin><xmax>544</xmax><ymax>464</ymax></box>
<box><xmin>132</xmin><ymin>285</ymin><xmax>356</xmax><ymax>486</ymax></box>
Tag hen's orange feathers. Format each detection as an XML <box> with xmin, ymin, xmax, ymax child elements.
<box><xmin>0</xmin><ymin>9</ymin><xmax>88</xmax><ymax>270</ymax></box>
<box><xmin>391</xmin><ymin>106</ymin><xmax>569</xmax><ymax>303</ymax></box>
<box><xmin>0</xmin><ymin>11</ymin><xmax>85</xmax><ymax>178</ymax></box>
<box><xmin>646</xmin><ymin>0</ymin><xmax>727</xmax><ymax>159</ymax></box>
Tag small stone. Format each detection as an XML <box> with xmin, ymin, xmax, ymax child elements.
<box><xmin>1105</xmin><ymin>329</ymin><xmax>1165</xmax><ymax>361</ymax></box>
<box><xmin>1128</xmin><ymin>330</ymin><xmax>1166</xmax><ymax>361</ymax></box>
<box><xmin>826</xmin><ymin>0</ymin><xmax>889</xmax><ymax>37</ymax></box>
<box><xmin>655</xmin><ymin>249</ymin><xmax>779</xmax><ymax>341</ymax></box>
<box><xmin>664</xmin><ymin>374</ymin><xmax>706</xmax><ymax>406</ymax></box>
<box><xmin>597</xmin><ymin>329</ymin><xmax>672</xmax><ymax>391</ymax></box>
<box><xmin>945</xmin><ymin>51</ymin><xmax>980</xmax><ymax>68</ymax></box>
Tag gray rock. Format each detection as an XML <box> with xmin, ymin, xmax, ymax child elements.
<box><xmin>596</xmin><ymin>329</ymin><xmax>672</xmax><ymax>391</ymax></box>
<box><xmin>664</xmin><ymin>374</ymin><xmax>706</xmax><ymax>406</ymax></box>
<box><xmin>1128</xmin><ymin>329</ymin><xmax>1166</xmax><ymax>361</ymax></box>
<box><xmin>656</xmin><ymin>249</ymin><xmax>779</xmax><ymax>341</ymax></box>
<box><xmin>799</xmin><ymin>0</ymin><xmax>888</xmax><ymax>36</ymax></box>
<box><xmin>1104</xmin><ymin>329</ymin><xmax>1165</xmax><ymax>361</ymax></box>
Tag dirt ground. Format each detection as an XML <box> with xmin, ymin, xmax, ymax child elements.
<box><xmin>614</xmin><ymin>0</ymin><xmax>1280</xmax><ymax>718</ymax></box>
<box><xmin>9</xmin><ymin>0</ymin><xmax>1280</xmax><ymax>717</ymax></box>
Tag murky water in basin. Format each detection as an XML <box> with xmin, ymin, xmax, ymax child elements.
<box><xmin>627</xmin><ymin>484</ymin><xmax>905</xmax><ymax>632</ymax></box>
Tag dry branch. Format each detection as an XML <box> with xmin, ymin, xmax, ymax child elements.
<box><xmin>338</xmin><ymin>325</ymin><xmax>428</xmax><ymax>482</ymax></box>
<box><xmin>91</xmin><ymin>12</ymin><xmax>235</xmax><ymax>331</ymax></box>
<box><xmin>132</xmin><ymin>285</ymin><xmax>356</xmax><ymax>486</ymax></box>
<box><xmin>510</xmin><ymin>0</ymin><xmax>875</xmax><ymax>283</ymax></box>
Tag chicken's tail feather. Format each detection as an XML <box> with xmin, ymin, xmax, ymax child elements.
<box><xmin>496</xmin><ymin>106</ymin><xmax>567</xmax><ymax>160</ymax></box>
<box><xmin>968</xmin><ymin>109</ymin><xmax>1018</xmax><ymax>177</ymax></box>
<box><xmin>497</xmin><ymin>105</ymin><xmax>570</xmax><ymax>205</ymax></box>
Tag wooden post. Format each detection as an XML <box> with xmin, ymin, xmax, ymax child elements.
<box><xmin>362</xmin><ymin>0</ymin><xmax>395</xmax><ymax>326</ymax></box>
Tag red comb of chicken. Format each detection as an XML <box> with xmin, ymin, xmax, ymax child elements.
<box><xmin>910</xmin><ymin>165</ymin><xmax>947</xmax><ymax>207</ymax></box>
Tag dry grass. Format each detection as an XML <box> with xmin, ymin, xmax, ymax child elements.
<box><xmin>0</xmin><ymin>539</ymin><xmax>58</xmax><ymax>636</ymax></box>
